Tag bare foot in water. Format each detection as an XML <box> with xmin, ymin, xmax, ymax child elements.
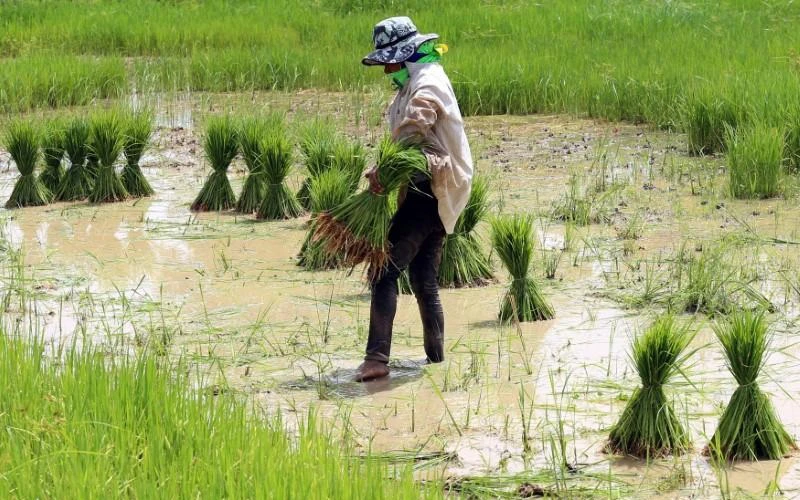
<box><xmin>354</xmin><ymin>360</ymin><xmax>389</xmax><ymax>382</ymax></box>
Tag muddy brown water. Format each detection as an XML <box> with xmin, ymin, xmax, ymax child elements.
<box><xmin>2</xmin><ymin>90</ymin><xmax>800</xmax><ymax>497</ymax></box>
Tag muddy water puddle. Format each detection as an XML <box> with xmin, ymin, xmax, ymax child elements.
<box><xmin>3</xmin><ymin>92</ymin><xmax>800</xmax><ymax>497</ymax></box>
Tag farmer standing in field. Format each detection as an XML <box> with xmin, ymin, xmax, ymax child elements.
<box><xmin>356</xmin><ymin>16</ymin><xmax>473</xmax><ymax>381</ymax></box>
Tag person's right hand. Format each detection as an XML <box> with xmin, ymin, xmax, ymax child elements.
<box><xmin>364</xmin><ymin>165</ymin><xmax>384</xmax><ymax>194</ymax></box>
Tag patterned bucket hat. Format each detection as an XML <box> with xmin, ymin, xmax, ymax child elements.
<box><xmin>362</xmin><ymin>16</ymin><xmax>439</xmax><ymax>66</ymax></box>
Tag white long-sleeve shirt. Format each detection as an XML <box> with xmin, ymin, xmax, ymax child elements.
<box><xmin>387</xmin><ymin>61</ymin><xmax>473</xmax><ymax>234</ymax></box>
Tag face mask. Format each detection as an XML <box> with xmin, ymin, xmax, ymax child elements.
<box><xmin>387</xmin><ymin>42</ymin><xmax>449</xmax><ymax>90</ymax></box>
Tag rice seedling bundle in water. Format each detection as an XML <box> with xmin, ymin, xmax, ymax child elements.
<box><xmin>491</xmin><ymin>214</ymin><xmax>554</xmax><ymax>322</ymax></box>
<box><xmin>235</xmin><ymin>118</ymin><xmax>268</xmax><ymax>214</ymax></box>
<box><xmin>313</xmin><ymin>137</ymin><xmax>429</xmax><ymax>278</ymax></box>
<box><xmin>4</xmin><ymin>120</ymin><xmax>51</xmax><ymax>208</ymax></box>
<box><xmin>331</xmin><ymin>140</ymin><xmax>367</xmax><ymax>192</ymax></box>
<box><xmin>56</xmin><ymin>118</ymin><xmax>93</xmax><ymax>201</ymax></box>
<box><xmin>606</xmin><ymin>315</ymin><xmax>693</xmax><ymax>458</ymax></box>
<box><xmin>297</xmin><ymin>121</ymin><xmax>337</xmax><ymax>210</ymax></box>
<box><xmin>707</xmin><ymin>311</ymin><xmax>796</xmax><ymax>461</ymax></box>
<box><xmin>39</xmin><ymin>120</ymin><xmax>66</xmax><ymax>194</ymax></box>
<box><xmin>121</xmin><ymin>111</ymin><xmax>154</xmax><ymax>197</ymax></box>
<box><xmin>88</xmin><ymin>112</ymin><xmax>128</xmax><ymax>203</ymax></box>
<box><xmin>191</xmin><ymin>116</ymin><xmax>238</xmax><ymax>212</ymax></box>
<box><xmin>726</xmin><ymin>124</ymin><xmax>783</xmax><ymax>199</ymax></box>
<box><xmin>298</xmin><ymin>168</ymin><xmax>354</xmax><ymax>270</ymax></box>
<box><xmin>256</xmin><ymin>123</ymin><xmax>302</xmax><ymax>220</ymax></box>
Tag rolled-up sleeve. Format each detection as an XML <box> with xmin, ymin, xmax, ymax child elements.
<box><xmin>393</xmin><ymin>93</ymin><xmax>440</xmax><ymax>143</ymax></box>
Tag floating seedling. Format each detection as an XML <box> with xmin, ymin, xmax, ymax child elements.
<box><xmin>4</xmin><ymin>120</ymin><xmax>51</xmax><ymax>208</ymax></box>
<box><xmin>313</xmin><ymin>137</ymin><xmax>429</xmax><ymax>280</ymax></box>
<box><xmin>707</xmin><ymin>311</ymin><xmax>796</xmax><ymax>461</ymax></box>
<box><xmin>491</xmin><ymin>214</ymin><xmax>554</xmax><ymax>322</ymax></box>
<box><xmin>191</xmin><ymin>116</ymin><xmax>238</xmax><ymax>212</ymax></box>
<box><xmin>235</xmin><ymin>117</ymin><xmax>268</xmax><ymax>214</ymax></box>
<box><xmin>726</xmin><ymin>124</ymin><xmax>782</xmax><ymax>199</ymax></box>
<box><xmin>297</xmin><ymin>120</ymin><xmax>337</xmax><ymax>210</ymax></box>
<box><xmin>88</xmin><ymin>111</ymin><xmax>128</xmax><ymax>203</ymax></box>
<box><xmin>121</xmin><ymin>110</ymin><xmax>155</xmax><ymax>198</ymax></box>
<box><xmin>606</xmin><ymin>315</ymin><xmax>694</xmax><ymax>458</ymax></box>
<box><xmin>56</xmin><ymin>117</ymin><xmax>93</xmax><ymax>201</ymax></box>
<box><xmin>298</xmin><ymin>168</ymin><xmax>354</xmax><ymax>270</ymax></box>
<box><xmin>39</xmin><ymin>120</ymin><xmax>66</xmax><ymax>194</ymax></box>
<box><xmin>256</xmin><ymin>120</ymin><xmax>302</xmax><ymax>220</ymax></box>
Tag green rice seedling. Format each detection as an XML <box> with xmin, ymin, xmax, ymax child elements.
<box><xmin>784</xmin><ymin>108</ymin><xmax>800</xmax><ymax>172</ymax></box>
<box><xmin>56</xmin><ymin>117</ymin><xmax>93</xmax><ymax>201</ymax></box>
<box><xmin>685</xmin><ymin>95</ymin><xmax>740</xmax><ymax>156</ymax></box>
<box><xmin>606</xmin><ymin>315</ymin><xmax>694</xmax><ymax>458</ymax></box>
<box><xmin>191</xmin><ymin>116</ymin><xmax>238</xmax><ymax>211</ymax></box>
<box><xmin>39</xmin><ymin>119</ymin><xmax>66</xmax><ymax>193</ymax></box>
<box><xmin>707</xmin><ymin>311</ymin><xmax>796</xmax><ymax>461</ymax></box>
<box><xmin>491</xmin><ymin>214</ymin><xmax>554</xmax><ymax>322</ymax></box>
<box><xmin>439</xmin><ymin>175</ymin><xmax>494</xmax><ymax>288</ymax></box>
<box><xmin>88</xmin><ymin>111</ymin><xmax>128</xmax><ymax>203</ymax></box>
<box><xmin>297</xmin><ymin>120</ymin><xmax>337</xmax><ymax>209</ymax></box>
<box><xmin>256</xmin><ymin>121</ymin><xmax>302</xmax><ymax>220</ymax></box>
<box><xmin>298</xmin><ymin>168</ymin><xmax>353</xmax><ymax>269</ymax></box>
<box><xmin>313</xmin><ymin>137</ymin><xmax>429</xmax><ymax>279</ymax></box>
<box><xmin>235</xmin><ymin>117</ymin><xmax>268</xmax><ymax>214</ymax></box>
<box><xmin>121</xmin><ymin>110</ymin><xmax>155</xmax><ymax>197</ymax></box>
<box><xmin>85</xmin><ymin>147</ymin><xmax>99</xmax><ymax>180</ymax></box>
<box><xmin>331</xmin><ymin>139</ymin><xmax>368</xmax><ymax>192</ymax></box>
<box><xmin>726</xmin><ymin>124</ymin><xmax>783</xmax><ymax>199</ymax></box>
<box><xmin>4</xmin><ymin>120</ymin><xmax>51</xmax><ymax>208</ymax></box>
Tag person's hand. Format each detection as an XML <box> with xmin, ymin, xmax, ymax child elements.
<box><xmin>364</xmin><ymin>165</ymin><xmax>384</xmax><ymax>194</ymax></box>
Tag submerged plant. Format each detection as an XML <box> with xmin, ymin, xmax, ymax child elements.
<box><xmin>4</xmin><ymin>120</ymin><xmax>51</xmax><ymax>208</ymax></box>
<box><xmin>191</xmin><ymin>116</ymin><xmax>238</xmax><ymax>211</ymax></box>
<box><xmin>298</xmin><ymin>168</ymin><xmax>354</xmax><ymax>270</ymax></box>
<box><xmin>726</xmin><ymin>124</ymin><xmax>783</xmax><ymax>199</ymax></box>
<box><xmin>56</xmin><ymin>117</ymin><xmax>93</xmax><ymax>201</ymax></box>
<box><xmin>235</xmin><ymin>117</ymin><xmax>268</xmax><ymax>214</ymax></box>
<box><xmin>88</xmin><ymin>111</ymin><xmax>128</xmax><ymax>203</ymax></box>
<box><xmin>606</xmin><ymin>315</ymin><xmax>694</xmax><ymax>458</ymax></box>
<box><xmin>491</xmin><ymin>214</ymin><xmax>554</xmax><ymax>322</ymax></box>
<box><xmin>39</xmin><ymin>120</ymin><xmax>66</xmax><ymax>194</ymax></box>
<box><xmin>121</xmin><ymin>110</ymin><xmax>155</xmax><ymax>197</ymax></box>
<box><xmin>707</xmin><ymin>311</ymin><xmax>796</xmax><ymax>461</ymax></box>
<box><xmin>256</xmin><ymin>121</ymin><xmax>302</xmax><ymax>220</ymax></box>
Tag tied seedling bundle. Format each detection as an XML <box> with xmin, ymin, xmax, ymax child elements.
<box><xmin>235</xmin><ymin>117</ymin><xmax>268</xmax><ymax>214</ymax></box>
<box><xmin>707</xmin><ymin>311</ymin><xmax>796</xmax><ymax>460</ymax></box>
<box><xmin>4</xmin><ymin>120</ymin><xmax>52</xmax><ymax>208</ymax></box>
<box><xmin>297</xmin><ymin>120</ymin><xmax>337</xmax><ymax>210</ymax></box>
<box><xmin>298</xmin><ymin>168</ymin><xmax>355</xmax><ymax>269</ymax></box>
<box><xmin>491</xmin><ymin>214</ymin><xmax>554</xmax><ymax>322</ymax></box>
<box><xmin>191</xmin><ymin>116</ymin><xmax>238</xmax><ymax>212</ymax></box>
<box><xmin>121</xmin><ymin>111</ymin><xmax>154</xmax><ymax>197</ymax></box>
<box><xmin>314</xmin><ymin>137</ymin><xmax>429</xmax><ymax>278</ymax></box>
<box><xmin>88</xmin><ymin>112</ymin><xmax>128</xmax><ymax>203</ymax></box>
<box><xmin>607</xmin><ymin>315</ymin><xmax>694</xmax><ymax>458</ymax></box>
<box><xmin>331</xmin><ymin>140</ymin><xmax>367</xmax><ymax>192</ymax></box>
<box><xmin>56</xmin><ymin>118</ymin><xmax>93</xmax><ymax>201</ymax></box>
<box><xmin>256</xmin><ymin>122</ymin><xmax>302</xmax><ymax>220</ymax></box>
<box><xmin>40</xmin><ymin>120</ymin><xmax>66</xmax><ymax>194</ymax></box>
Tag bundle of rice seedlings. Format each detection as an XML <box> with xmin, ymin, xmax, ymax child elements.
<box><xmin>298</xmin><ymin>168</ymin><xmax>353</xmax><ymax>269</ymax></box>
<box><xmin>491</xmin><ymin>214</ymin><xmax>554</xmax><ymax>322</ymax></box>
<box><xmin>707</xmin><ymin>311</ymin><xmax>796</xmax><ymax>461</ymax></box>
<box><xmin>121</xmin><ymin>111</ymin><xmax>154</xmax><ymax>197</ymax></box>
<box><xmin>4</xmin><ymin>120</ymin><xmax>51</xmax><ymax>208</ymax></box>
<box><xmin>235</xmin><ymin>118</ymin><xmax>268</xmax><ymax>214</ymax></box>
<box><xmin>85</xmin><ymin>148</ymin><xmax>100</xmax><ymax>180</ymax></box>
<box><xmin>256</xmin><ymin>122</ymin><xmax>302</xmax><ymax>220</ymax></box>
<box><xmin>313</xmin><ymin>137</ymin><xmax>429</xmax><ymax>278</ymax></box>
<box><xmin>191</xmin><ymin>116</ymin><xmax>238</xmax><ymax>212</ymax></box>
<box><xmin>726</xmin><ymin>124</ymin><xmax>783</xmax><ymax>199</ymax></box>
<box><xmin>606</xmin><ymin>315</ymin><xmax>694</xmax><ymax>458</ymax></box>
<box><xmin>331</xmin><ymin>140</ymin><xmax>367</xmax><ymax>192</ymax></box>
<box><xmin>439</xmin><ymin>175</ymin><xmax>493</xmax><ymax>288</ymax></box>
<box><xmin>56</xmin><ymin>117</ymin><xmax>93</xmax><ymax>201</ymax></box>
<box><xmin>39</xmin><ymin>120</ymin><xmax>66</xmax><ymax>193</ymax></box>
<box><xmin>296</xmin><ymin>120</ymin><xmax>337</xmax><ymax>210</ymax></box>
<box><xmin>88</xmin><ymin>112</ymin><xmax>128</xmax><ymax>203</ymax></box>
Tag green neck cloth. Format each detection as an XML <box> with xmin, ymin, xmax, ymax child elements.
<box><xmin>388</xmin><ymin>41</ymin><xmax>447</xmax><ymax>90</ymax></box>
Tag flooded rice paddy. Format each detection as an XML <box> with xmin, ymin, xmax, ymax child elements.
<box><xmin>3</xmin><ymin>91</ymin><xmax>800</xmax><ymax>498</ymax></box>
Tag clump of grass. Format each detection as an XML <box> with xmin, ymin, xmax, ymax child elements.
<box><xmin>685</xmin><ymin>95</ymin><xmax>740</xmax><ymax>156</ymax></box>
<box><xmin>439</xmin><ymin>175</ymin><xmax>493</xmax><ymax>287</ymax></box>
<box><xmin>88</xmin><ymin>111</ymin><xmax>128</xmax><ymax>203</ymax></box>
<box><xmin>606</xmin><ymin>315</ymin><xmax>694</xmax><ymax>458</ymax></box>
<box><xmin>256</xmin><ymin>120</ymin><xmax>302</xmax><ymax>220</ymax></box>
<box><xmin>56</xmin><ymin>117</ymin><xmax>94</xmax><ymax>201</ymax></box>
<box><xmin>4</xmin><ymin>120</ymin><xmax>51</xmax><ymax>208</ymax></box>
<box><xmin>551</xmin><ymin>171</ymin><xmax>619</xmax><ymax>226</ymax></box>
<box><xmin>726</xmin><ymin>124</ymin><xmax>783</xmax><ymax>199</ymax></box>
<box><xmin>191</xmin><ymin>116</ymin><xmax>238</xmax><ymax>211</ymax></box>
<box><xmin>39</xmin><ymin>120</ymin><xmax>66</xmax><ymax>193</ymax></box>
<box><xmin>491</xmin><ymin>214</ymin><xmax>554</xmax><ymax>322</ymax></box>
<box><xmin>298</xmin><ymin>168</ymin><xmax>354</xmax><ymax>269</ymax></box>
<box><xmin>784</xmin><ymin>109</ymin><xmax>800</xmax><ymax>172</ymax></box>
<box><xmin>235</xmin><ymin>117</ymin><xmax>268</xmax><ymax>214</ymax></box>
<box><xmin>313</xmin><ymin>137</ymin><xmax>429</xmax><ymax>279</ymax></box>
<box><xmin>121</xmin><ymin>110</ymin><xmax>155</xmax><ymax>197</ymax></box>
<box><xmin>297</xmin><ymin>120</ymin><xmax>337</xmax><ymax>210</ymax></box>
<box><xmin>707</xmin><ymin>311</ymin><xmax>796</xmax><ymax>461</ymax></box>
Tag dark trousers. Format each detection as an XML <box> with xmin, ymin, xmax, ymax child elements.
<box><xmin>365</xmin><ymin>181</ymin><xmax>446</xmax><ymax>364</ymax></box>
